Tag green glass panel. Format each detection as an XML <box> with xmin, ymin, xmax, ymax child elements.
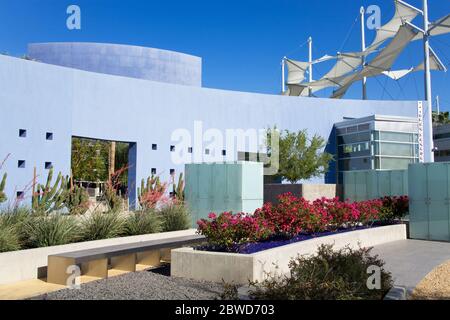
<box><xmin>241</xmin><ymin>162</ymin><xmax>264</xmax><ymax>200</ymax></box>
<box><xmin>366</xmin><ymin>170</ymin><xmax>379</xmax><ymax>200</ymax></box>
<box><xmin>409</xmin><ymin>200</ymin><xmax>429</xmax><ymax>240</ymax></box>
<box><xmin>428</xmin><ymin>200</ymin><xmax>450</xmax><ymax>241</ymax></box>
<box><xmin>226</xmin><ymin>163</ymin><xmax>242</xmax><ymax>201</ymax></box>
<box><xmin>185</xmin><ymin>164</ymin><xmax>199</xmax><ymax>201</ymax></box>
<box><xmin>198</xmin><ymin>164</ymin><xmax>213</xmax><ymax>199</ymax></box>
<box><xmin>390</xmin><ymin>170</ymin><xmax>405</xmax><ymax>196</ymax></box>
<box><xmin>378</xmin><ymin>171</ymin><xmax>391</xmax><ymax>197</ymax></box>
<box><xmin>408</xmin><ymin>164</ymin><xmax>427</xmax><ymax>201</ymax></box>
<box><xmin>355</xmin><ymin>171</ymin><xmax>367</xmax><ymax>201</ymax></box>
<box><xmin>427</xmin><ymin>163</ymin><xmax>447</xmax><ymax>201</ymax></box>
<box><xmin>212</xmin><ymin>163</ymin><xmax>228</xmax><ymax>203</ymax></box>
<box><xmin>242</xmin><ymin>199</ymin><xmax>264</xmax><ymax>214</ymax></box>
<box><xmin>343</xmin><ymin>171</ymin><xmax>356</xmax><ymax>200</ymax></box>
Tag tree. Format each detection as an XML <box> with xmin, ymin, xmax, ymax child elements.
<box><xmin>71</xmin><ymin>138</ymin><xmax>109</xmax><ymax>182</ymax></box>
<box><xmin>432</xmin><ymin>111</ymin><xmax>450</xmax><ymax>125</ymax></box>
<box><xmin>267</xmin><ymin>128</ymin><xmax>333</xmax><ymax>184</ymax></box>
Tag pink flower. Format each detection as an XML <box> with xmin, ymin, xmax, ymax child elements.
<box><xmin>208</xmin><ymin>213</ymin><xmax>217</xmax><ymax>220</ymax></box>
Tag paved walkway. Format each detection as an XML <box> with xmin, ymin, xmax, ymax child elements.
<box><xmin>372</xmin><ymin>239</ymin><xmax>450</xmax><ymax>294</ymax></box>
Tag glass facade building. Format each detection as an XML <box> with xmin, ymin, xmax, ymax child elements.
<box><xmin>335</xmin><ymin>115</ymin><xmax>420</xmax><ymax>183</ymax></box>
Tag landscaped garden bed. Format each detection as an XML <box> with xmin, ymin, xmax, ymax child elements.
<box><xmin>172</xmin><ymin>194</ymin><xmax>409</xmax><ymax>284</ymax></box>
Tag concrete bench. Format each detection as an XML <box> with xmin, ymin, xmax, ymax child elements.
<box><xmin>47</xmin><ymin>235</ymin><xmax>205</xmax><ymax>285</ymax></box>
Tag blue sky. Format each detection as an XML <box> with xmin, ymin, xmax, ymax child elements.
<box><xmin>0</xmin><ymin>0</ymin><xmax>449</xmax><ymax>109</ymax></box>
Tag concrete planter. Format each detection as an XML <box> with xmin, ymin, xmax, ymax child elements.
<box><xmin>0</xmin><ymin>229</ymin><xmax>196</xmax><ymax>285</ymax></box>
<box><xmin>171</xmin><ymin>224</ymin><xmax>406</xmax><ymax>284</ymax></box>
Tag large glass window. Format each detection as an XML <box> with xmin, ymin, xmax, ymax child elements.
<box><xmin>337</xmin><ymin>125</ymin><xmax>419</xmax><ymax>179</ymax></box>
<box><xmin>338</xmin><ymin>142</ymin><xmax>371</xmax><ymax>158</ymax></box>
<box><xmin>375</xmin><ymin>157</ymin><xmax>417</xmax><ymax>170</ymax></box>
<box><xmin>375</xmin><ymin>142</ymin><xmax>416</xmax><ymax>157</ymax></box>
<box><xmin>337</xmin><ymin>131</ymin><xmax>371</xmax><ymax>145</ymax></box>
<box><xmin>338</xmin><ymin>157</ymin><xmax>371</xmax><ymax>171</ymax></box>
<box><xmin>374</xmin><ymin>131</ymin><xmax>418</xmax><ymax>143</ymax></box>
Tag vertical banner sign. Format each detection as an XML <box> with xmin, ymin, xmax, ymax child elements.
<box><xmin>418</xmin><ymin>101</ymin><xmax>425</xmax><ymax>163</ymax></box>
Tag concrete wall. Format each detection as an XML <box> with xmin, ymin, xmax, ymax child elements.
<box><xmin>171</xmin><ymin>224</ymin><xmax>407</xmax><ymax>284</ymax></box>
<box><xmin>264</xmin><ymin>184</ymin><xmax>341</xmax><ymax>204</ymax></box>
<box><xmin>0</xmin><ymin>229</ymin><xmax>196</xmax><ymax>285</ymax></box>
<box><xmin>28</xmin><ymin>43</ymin><xmax>202</xmax><ymax>87</ymax></box>
<box><xmin>0</xmin><ymin>52</ymin><xmax>425</xmax><ymax>208</ymax></box>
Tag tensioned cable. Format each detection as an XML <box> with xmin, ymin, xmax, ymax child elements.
<box><xmin>339</xmin><ymin>12</ymin><xmax>360</xmax><ymax>53</ymax></box>
<box><xmin>284</xmin><ymin>39</ymin><xmax>309</xmax><ymax>58</ymax></box>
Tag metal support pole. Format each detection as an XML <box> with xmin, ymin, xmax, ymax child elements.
<box><xmin>308</xmin><ymin>37</ymin><xmax>313</xmax><ymax>97</ymax></box>
<box><xmin>281</xmin><ymin>57</ymin><xmax>286</xmax><ymax>93</ymax></box>
<box><xmin>436</xmin><ymin>95</ymin><xmax>440</xmax><ymax>115</ymax></box>
<box><xmin>423</xmin><ymin>0</ymin><xmax>434</xmax><ymax>162</ymax></box>
<box><xmin>360</xmin><ymin>6</ymin><xmax>367</xmax><ymax>100</ymax></box>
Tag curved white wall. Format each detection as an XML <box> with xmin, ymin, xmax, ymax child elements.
<box><xmin>28</xmin><ymin>42</ymin><xmax>202</xmax><ymax>87</ymax></box>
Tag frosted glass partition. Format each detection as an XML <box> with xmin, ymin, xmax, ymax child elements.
<box><xmin>343</xmin><ymin>170</ymin><xmax>408</xmax><ymax>201</ymax></box>
<box><xmin>409</xmin><ymin>163</ymin><xmax>450</xmax><ymax>242</ymax></box>
<box><xmin>185</xmin><ymin>162</ymin><xmax>264</xmax><ymax>227</ymax></box>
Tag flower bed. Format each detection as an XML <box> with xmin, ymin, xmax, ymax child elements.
<box><xmin>197</xmin><ymin>193</ymin><xmax>408</xmax><ymax>253</ymax></box>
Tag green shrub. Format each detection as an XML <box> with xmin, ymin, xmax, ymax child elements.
<box><xmin>0</xmin><ymin>173</ymin><xmax>7</xmax><ymax>204</ymax></box>
<box><xmin>160</xmin><ymin>203</ymin><xmax>191</xmax><ymax>232</ymax></box>
<box><xmin>125</xmin><ymin>209</ymin><xmax>161</xmax><ymax>236</ymax></box>
<box><xmin>0</xmin><ymin>206</ymin><xmax>31</xmax><ymax>228</ymax></box>
<box><xmin>0</xmin><ymin>223</ymin><xmax>21</xmax><ymax>252</ymax></box>
<box><xmin>379</xmin><ymin>196</ymin><xmax>409</xmax><ymax>222</ymax></box>
<box><xmin>22</xmin><ymin>214</ymin><xmax>80</xmax><ymax>248</ymax></box>
<box><xmin>248</xmin><ymin>244</ymin><xmax>392</xmax><ymax>300</ymax></box>
<box><xmin>80</xmin><ymin>211</ymin><xmax>126</xmax><ymax>241</ymax></box>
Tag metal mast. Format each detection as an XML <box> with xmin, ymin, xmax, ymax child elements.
<box><xmin>423</xmin><ymin>0</ymin><xmax>434</xmax><ymax>162</ymax></box>
<box><xmin>308</xmin><ymin>36</ymin><xmax>313</xmax><ymax>97</ymax></box>
<box><xmin>360</xmin><ymin>6</ymin><xmax>367</xmax><ymax>100</ymax></box>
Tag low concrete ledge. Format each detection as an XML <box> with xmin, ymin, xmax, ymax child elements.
<box><xmin>0</xmin><ymin>229</ymin><xmax>196</xmax><ymax>285</ymax></box>
<box><xmin>171</xmin><ymin>224</ymin><xmax>407</xmax><ymax>284</ymax></box>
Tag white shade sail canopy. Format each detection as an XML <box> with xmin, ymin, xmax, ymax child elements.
<box><xmin>285</xmin><ymin>59</ymin><xmax>310</xmax><ymax>84</ymax></box>
<box><xmin>332</xmin><ymin>24</ymin><xmax>418</xmax><ymax>98</ymax></box>
<box><xmin>382</xmin><ymin>68</ymin><xmax>414</xmax><ymax>80</ymax></box>
<box><xmin>322</xmin><ymin>52</ymin><xmax>364</xmax><ymax>80</ymax></box>
<box><xmin>284</xmin><ymin>1</ymin><xmax>448</xmax><ymax>98</ymax></box>
<box><xmin>413</xmin><ymin>14</ymin><xmax>450</xmax><ymax>41</ymax></box>
<box><xmin>366</xmin><ymin>0</ymin><xmax>420</xmax><ymax>52</ymax></box>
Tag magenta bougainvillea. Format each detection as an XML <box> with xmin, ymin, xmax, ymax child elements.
<box><xmin>197</xmin><ymin>193</ymin><xmax>408</xmax><ymax>251</ymax></box>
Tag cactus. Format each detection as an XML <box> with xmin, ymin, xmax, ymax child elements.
<box><xmin>64</xmin><ymin>176</ymin><xmax>89</xmax><ymax>215</ymax></box>
<box><xmin>0</xmin><ymin>173</ymin><xmax>6</xmax><ymax>204</ymax></box>
<box><xmin>173</xmin><ymin>173</ymin><xmax>185</xmax><ymax>202</ymax></box>
<box><xmin>32</xmin><ymin>168</ymin><xmax>67</xmax><ymax>214</ymax></box>
<box><xmin>137</xmin><ymin>175</ymin><xmax>166</xmax><ymax>209</ymax></box>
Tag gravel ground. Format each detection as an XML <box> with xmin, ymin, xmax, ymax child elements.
<box><xmin>411</xmin><ymin>260</ymin><xmax>450</xmax><ymax>300</ymax></box>
<box><xmin>31</xmin><ymin>266</ymin><xmax>224</xmax><ymax>300</ymax></box>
